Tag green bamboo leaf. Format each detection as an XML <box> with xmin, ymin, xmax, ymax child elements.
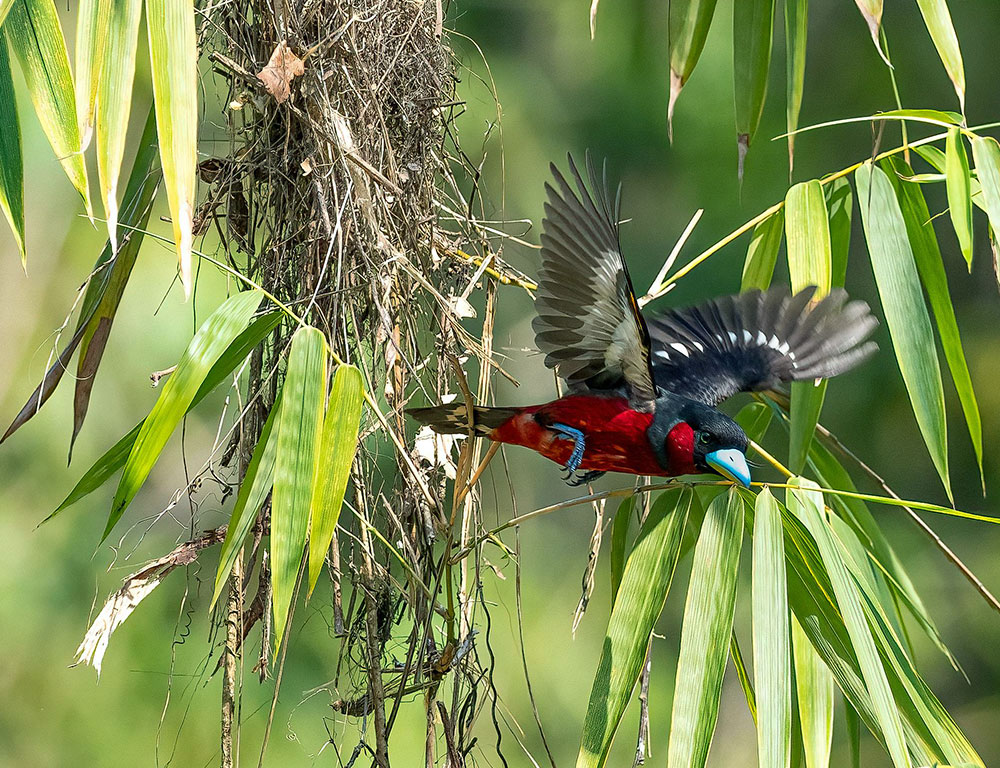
<box><xmin>667</xmin><ymin>488</ymin><xmax>744</xmax><ymax>768</ymax></box>
<box><xmin>96</xmin><ymin>0</ymin><xmax>143</xmax><ymax>250</ymax></box>
<box><xmin>0</xmin><ymin>0</ymin><xmax>13</xmax><ymax>25</ymax></box>
<box><xmin>609</xmin><ymin>496</ymin><xmax>634</xmax><ymax>604</ymax></box>
<box><xmin>788</xmin><ymin>479</ymin><xmax>909</xmax><ymax>768</ymax></box>
<box><xmin>853</xmin><ymin>0</ymin><xmax>890</xmax><ymax>66</ymax></box>
<box><xmin>211</xmin><ymin>392</ymin><xmax>282</xmax><ymax>608</ymax></box>
<box><xmin>306</xmin><ymin>363</ymin><xmax>364</xmax><ymax>595</ymax></box>
<box><xmin>668</xmin><ymin>0</ymin><xmax>719</xmax><ymax>138</ymax></box>
<box><xmin>46</xmin><ymin>310</ymin><xmax>282</xmax><ymax>521</ymax></box>
<box><xmin>577</xmin><ymin>487</ymin><xmax>692</xmax><ymax>768</ymax></box>
<box><xmin>970</xmin><ymin>136</ymin><xmax>1000</xmax><ymax>251</ymax></box>
<box><xmin>741</xmin><ymin>209</ymin><xmax>783</xmax><ymax>291</ymax></box>
<box><xmin>74</xmin><ymin>0</ymin><xmax>111</xmax><ymax>150</ymax></box>
<box><xmin>731</xmin><ymin>631</ymin><xmax>758</xmax><ymax>722</ymax></box>
<box><xmin>753</xmin><ymin>488</ymin><xmax>790</xmax><ymax>768</ymax></box>
<box><xmin>270</xmin><ymin>325</ymin><xmax>328</xmax><ymax>652</ymax></box>
<box><xmin>914</xmin><ymin>0</ymin><xmax>965</xmax><ymax>113</ymax></box>
<box><xmin>146</xmin><ymin>0</ymin><xmax>197</xmax><ymax>297</ymax></box>
<box><xmin>784</xmin><ymin>0</ymin><xmax>807</xmax><ymax>173</ymax></box>
<box><xmin>733</xmin><ymin>0</ymin><xmax>774</xmax><ymax>179</ymax></box>
<box><xmin>878</xmin><ymin>108</ymin><xmax>963</xmax><ymax>125</ymax></box>
<box><xmin>914</xmin><ymin>143</ymin><xmax>947</xmax><ymax>171</ymax></box>
<box><xmin>106</xmin><ymin>290</ymin><xmax>265</xmax><ymax>538</ymax></box>
<box><xmin>0</xmin><ymin>38</ymin><xmax>24</xmax><ymax>264</ymax></box>
<box><xmin>945</xmin><ymin>128</ymin><xmax>973</xmax><ymax>270</ymax></box>
<box><xmin>793</xmin><ymin>616</ymin><xmax>833</xmax><ymax>768</ymax></box>
<box><xmin>4</xmin><ymin>0</ymin><xmax>90</xmax><ymax>211</ymax></box>
<box><xmin>856</xmin><ymin>161</ymin><xmax>951</xmax><ymax>500</ymax></box>
<box><xmin>881</xmin><ymin>154</ymin><xmax>983</xmax><ymax>491</ymax></box>
<box><xmin>826</xmin><ymin>177</ymin><xmax>853</xmax><ymax>288</ymax></box>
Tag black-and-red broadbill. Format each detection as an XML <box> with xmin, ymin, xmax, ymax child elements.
<box><xmin>410</xmin><ymin>154</ymin><xmax>878</xmax><ymax>488</ymax></box>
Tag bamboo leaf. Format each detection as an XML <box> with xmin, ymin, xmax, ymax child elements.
<box><xmin>146</xmin><ymin>0</ymin><xmax>197</xmax><ymax>297</ymax></box>
<box><xmin>881</xmin><ymin>154</ymin><xmax>983</xmax><ymax>492</ymax></box>
<box><xmin>106</xmin><ymin>291</ymin><xmax>265</xmax><ymax>538</ymax></box>
<box><xmin>733</xmin><ymin>0</ymin><xmax>774</xmax><ymax>178</ymax></box>
<box><xmin>0</xmin><ymin>0</ymin><xmax>13</xmax><ymax>25</ymax></box>
<box><xmin>74</xmin><ymin>0</ymin><xmax>111</xmax><ymax>150</ymax></box>
<box><xmin>741</xmin><ymin>209</ymin><xmax>783</xmax><ymax>291</ymax></box>
<box><xmin>753</xmin><ymin>488</ymin><xmax>790</xmax><ymax>768</ymax></box>
<box><xmin>879</xmin><ymin>108</ymin><xmax>963</xmax><ymax>126</ymax></box>
<box><xmin>788</xmin><ymin>479</ymin><xmax>909</xmax><ymax>768</ymax></box>
<box><xmin>856</xmin><ymin>161</ymin><xmax>950</xmax><ymax>500</ymax></box>
<box><xmin>793</xmin><ymin>616</ymin><xmax>833</xmax><ymax>768</ymax></box>
<box><xmin>970</xmin><ymin>136</ymin><xmax>1000</xmax><ymax>254</ymax></box>
<box><xmin>731</xmin><ymin>631</ymin><xmax>758</xmax><ymax>722</ymax></box>
<box><xmin>270</xmin><ymin>325</ymin><xmax>327</xmax><ymax>652</ymax></box>
<box><xmin>826</xmin><ymin>177</ymin><xmax>853</xmax><ymax>288</ymax></box>
<box><xmin>945</xmin><ymin>128</ymin><xmax>973</xmax><ymax>270</ymax></box>
<box><xmin>853</xmin><ymin>0</ymin><xmax>890</xmax><ymax>66</ymax></box>
<box><xmin>783</xmin><ymin>0</ymin><xmax>807</xmax><ymax>173</ymax></box>
<box><xmin>609</xmin><ymin>496</ymin><xmax>634</xmax><ymax>604</ymax></box>
<box><xmin>212</xmin><ymin>392</ymin><xmax>282</xmax><ymax>608</ymax></box>
<box><xmin>46</xmin><ymin>310</ymin><xmax>281</xmax><ymax>521</ymax></box>
<box><xmin>668</xmin><ymin>0</ymin><xmax>719</xmax><ymax>138</ymax></box>
<box><xmin>96</xmin><ymin>0</ymin><xmax>143</xmax><ymax>250</ymax></box>
<box><xmin>0</xmin><ymin>38</ymin><xmax>24</xmax><ymax>264</ymax></box>
<box><xmin>667</xmin><ymin>488</ymin><xmax>744</xmax><ymax>768</ymax></box>
<box><xmin>577</xmin><ymin>487</ymin><xmax>692</xmax><ymax>768</ymax></box>
<box><xmin>3</xmin><ymin>0</ymin><xmax>90</xmax><ymax>211</ymax></box>
<box><xmin>306</xmin><ymin>363</ymin><xmax>363</xmax><ymax>595</ymax></box>
<box><xmin>914</xmin><ymin>0</ymin><xmax>965</xmax><ymax>113</ymax></box>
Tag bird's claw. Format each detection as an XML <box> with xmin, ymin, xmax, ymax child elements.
<box><xmin>565</xmin><ymin>469</ymin><xmax>606</xmax><ymax>487</ymax></box>
<box><xmin>551</xmin><ymin>423</ymin><xmax>593</xmax><ymax>484</ymax></box>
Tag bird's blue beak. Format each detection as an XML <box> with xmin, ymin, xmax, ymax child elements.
<box><xmin>706</xmin><ymin>448</ymin><xmax>751</xmax><ymax>488</ymax></box>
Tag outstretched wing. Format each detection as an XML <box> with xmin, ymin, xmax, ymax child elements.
<box><xmin>532</xmin><ymin>154</ymin><xmax>658</xmax><ymax>409</ymax></box>
<box><xmin>647</xmin><ymin>286</ymin><xmax>878</xmax><ymax>406</ymax></box>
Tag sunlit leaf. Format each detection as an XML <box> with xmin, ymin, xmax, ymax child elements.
<box><xmin>96</xmin><ymin>0</ymin><xmax>143</xmax><ymax>250</ymax></box>
<box><xmin>270</xmin><ymin>325</ymin><xmax>327</xmax><ymax>651</ymax></box>
<box><xmin>945</xmin><ymin>128</ymin><xmax>973</xmax><ymax>270</ymax></box>
<box><xmin>753</xmin><ymin>488</ymin><xmax>790</xmax><ymax>768</ymax></box>
<box><xmin>783</xmin><ymin>0</ymin><xmax>807</xmax><ymax>173</ymax></box>
<box><xmin>881</xmin><ymin>155</ymin><xmax>983</xmax><ymax>491</ymax></box>
<box><xmin>0</xmin><ymin>39</ymin><xmax>24</xmax><ymax>264</ymax></box>
<box><xmin>856</xmin><ymin>161</ymin><xmax>951</xmax><ymax>501</ymax></box>
<box><xmin>74</xmin><ymin>0</ymin><xmax>111</xmax><ymax>150</ymax></box>
<box><xmin>106</xmin><ymin>290</ymin><xmax>265</xmax><ymax>538</ymax></box>
<box><xmin>4</xmin><ymin>0</ymin><xmax>90</xmax><ymax>211</ymax></box>
<box><xmin>914</xmin><ymin>0</ymin><xmax>965</xmax><ymax>112</ymax></box>
<box><xmin>0</xmin><ymin>0</ymin><xmax>13</xmax><ymax>26</ymax></box>
<box><xmin>793</xmin><ymin>616</ymin><xmax>833</xmax><ymax>768</ymax></box>
<box><xmin>668</xmin><ymin>0</ymin><xmax>719</xmax><ymax>138</ymax></box>
<box><xmin>146</xmin><ymin>0</ymin><xmax>197</xmax><ymax>297</ymax></box>
<box><xmin>741</xmin><ymin>209</ymin><xmax>783</xmax><ymax>291</ymax></box>
<box><xmin>788</xmin><ymin>479</ymin><xmax>909</xmax><ymax>768</ymax></box>
<box><xmin>733</xmin><ymin>0</ymin><xmax>774</xmax><ymax>178</ymax></box>
<box><xmin>970</xmin><ymin>136</ymin><xmax>1000</xmax><ymax>255</ymax></box>
<box><xmin>609</xmin><ymin>496</ymin><xmax>634</xmax><ymax>603</ymax></box>
<box><xmin>577</xmin><ymin>487</ymin><xmax>692</xmax><ymax>768</ymax></box>
<box><xmin>667</xmin><ymin>489</ymin><xmax>743</xmax><ymax>768</ymax></box>
<box><xmin>826</xmin><ymin>177</ymin><xmax>853</xmax><ymax>288</ymax></box>
<box><xmin>306</xmin><ymin>363</ymin><xmax>364</xmax><ymax>595</ymax></box>
<box><xmin>853</xmin><ymin>0</ymin><xmax>890</xmax><ymax>65</ymax></box>
<box><xmin>212</xmin><ymin>392</ymin><xmax>282</xmax><ymax>608</ymax></box>
<box><xmin>878</xmin><ymin>108</ymin><xmax>963</xmax><ymax>125</ymax></box>
<box><xmin>46</xmin><ymin>310</ymin><xmax>281</xmax><ymax>521</ymax></box>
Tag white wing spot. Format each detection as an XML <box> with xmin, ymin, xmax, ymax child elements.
<box><xmin>778</xmin><ymin>341</ymin><xmax>790</xmax><ymax>355</ymax></box>
<box><xmin>788</xmin><ymin>351</ymin><xmax>797</xmax><ymax>360</ymax></box>
<box><xmin>728</xmin><ymin>331</ymin><xmax>738</xmax><ymax>344</ymax></box>
<box><xmin>692</xmin><ymin>341</ymin><xmax>705</xmax><ymax>353</ymax></box>
<box><xmin>742</xmin><ymin>330</ymin><xmax>752</xmax><ymax>344</ymax></box>
<box><xmin>767</xmin><ymin>334</ymin><xmax>781</xmax><ymax>350</ymax></box>
<box><xmin>670</xmin><ymin>342</ymin><xmax>691</xmax><ymax>358</ymax></box>
<box><xmin>756</xmin><ymin>331</ymin><xmax>767</xmax><ymax>346</ymax></box>
<box><xmin>655</xmin><ymin>350</ymin><xmax>671</xmax><ymax>360</ymax></box>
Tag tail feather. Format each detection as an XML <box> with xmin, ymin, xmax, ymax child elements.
<box><xmin>407</xmin><ymin>403</ymin><xmax>519</xmax><ymax>436</ymax></box>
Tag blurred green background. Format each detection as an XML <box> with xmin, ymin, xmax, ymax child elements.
<box><xmin>2</xmin><ymin>1</ymin><xmax>1000</xmax><ymax>765</ymax></box>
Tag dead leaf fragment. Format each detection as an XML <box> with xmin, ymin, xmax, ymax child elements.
<box><xmin>257</xmin><ymin>41</ymin><xmax>305</xmax><ymax>103</ymax></box>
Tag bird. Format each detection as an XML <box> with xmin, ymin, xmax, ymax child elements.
<box><xmin>409</xmin><ymin>154</ymin><xmax>878</xmax><ymax>488</ymax></box>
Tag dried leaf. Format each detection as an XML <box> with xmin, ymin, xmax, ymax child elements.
<box><xmin>257</xmin><ymin>41</ymin><xmax>304</xmax><ymax>104</ymax></box>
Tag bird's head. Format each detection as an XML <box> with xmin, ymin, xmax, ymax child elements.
<box><xmin>650</xmin><ymin>395</ymin><xmax>751</xmax><ymax>487</ymax></box>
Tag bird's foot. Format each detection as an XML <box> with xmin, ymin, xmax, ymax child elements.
<box><xmin>565</xmin><ymin>469</ymin><xmax>606</xmax><ymax>487</ymax></box>
<box><xmin>551</xmin><ymin>422</ymin><xmax>587</xmax><ymax>478</ymax></box>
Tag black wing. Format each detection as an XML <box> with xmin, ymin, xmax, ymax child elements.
<box><xmin>647</xmin><ymin>286</ymin><xmax>878</xmax><ymax>406</ymax></box>
<box><xmin>532</xmin><ymin>153</ymin><xmax>658</xmax><ymax>409</ymax></box>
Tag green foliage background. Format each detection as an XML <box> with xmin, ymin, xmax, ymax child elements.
<box><xmin>1</xmin><ymin>0</ymin><xmax>999</xmax><ymax>765</ymax></box>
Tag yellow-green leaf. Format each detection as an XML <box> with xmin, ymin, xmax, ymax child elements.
<box><xmin>826</xmin><ymin>177</ymin><xmax>853</xmax><ymax>288</ymax></box>
<box><xmin>4</xmin><ymin>0</ymin><xmax>90</xmax><ymax>211</ymax></box>
<box><xmin>96</xmin><ymin>0</ymin><xmax>143</xmax><ymax>250</ymax></box>
<box><xmin>668</xmin><ymin>0</ymin><xmax>719</xmax><ymax>138</ymax></box>
<box><xmin>784</xmin><ymin>0</ymin><xmax>807</xmax><ymax>173</ymax></box>
<box><xmin>270</xmin><ymin>325</ymin><xmax>327</xmax><ymax>651</ymax></box>
<box><xmin>856</xmin><ymin>161</ymin><xmax>951</xmax><ymax>500</ymax></box>
<box><xmin>734</xmin><ymin>0</ymin><xmax>774</xmax><ymax>178</ymax></box>
<box><xmin>970</xmin><ymin>136</ymin><xmax>1000</xmax><ymax>254</ymax></box>
<box><xmin>146</xmin><ymin>0</ymin><xmax>197</xmax><ymax>297</ymax></box>
<box><xmin>752</xmin><ymin>489</ymin><xmax>790</xmax><ymax>768</ymax></box>
<box><xmin>609</xmin><ymin>496</ymin><xmax>634</xmax><ymax>604</ymax></box>
<box><xmin>74</xmin><ymin>0</ymin><xmax>111</xmax><ymax>150</ymax></box>
<box><xmin>945</xmin><ymin>127</ymin><xmax>973</xmax><ymax>270</ymax></box>
<box><xmin>0</xmin><ymin>38</ymin><xmax>24</xmax><ymax>264</ymax></box>
<box><xmin>577</xmin><ymin>487</ymin><xmax>692</xmax><ymax>768</ymax></box>
<box><xmin>853</xmin><ymin>0</ymin><xmax>890</xmax><ymax>66</ymax></box>
<box><xmin>0</xmin><ymin>0</ymin><xmax>13</xmax><ymax>26</ymax></box>
<box><xmin>914</xmin><ymin>0</ymin><xmax>965</xmax><ymax>113</ymax></box>
<box><xmin>306</xmin><ymin>363</ymin><xmax>363</xmax><ymax>595</ymax></box>
<box><xmin>793</xmin><ymin>616</ymin><xmax>833</xmax><ymax>768</ymax></box>
<box><xmin>106</xmin><ymin>290</ymin><xmax>264</xmax><ymax>538</ymax></box>
<box><xmin>742</xmin><ymin>210</ymin><xmax>783</xmax><ymax>292</ymax></box>
<box><xmin>667</xmin><ymin>489</ymin><xmax>743</xmax><ymax>768</ymax></box>
<box><xmin>785</xmin><ymin>179</ymin><xmax>831</xmax><ymax>295</ymax></box>
<box><xmin>212</xmin><ymin>392</ymin><xmax>282</xmax><ymax>608</ymax></box>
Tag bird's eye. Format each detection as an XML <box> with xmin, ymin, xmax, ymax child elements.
<box><xmin>698</xmin><ymin>433</ymin><xmax>710</xmax><ymax>446</ymax></box>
